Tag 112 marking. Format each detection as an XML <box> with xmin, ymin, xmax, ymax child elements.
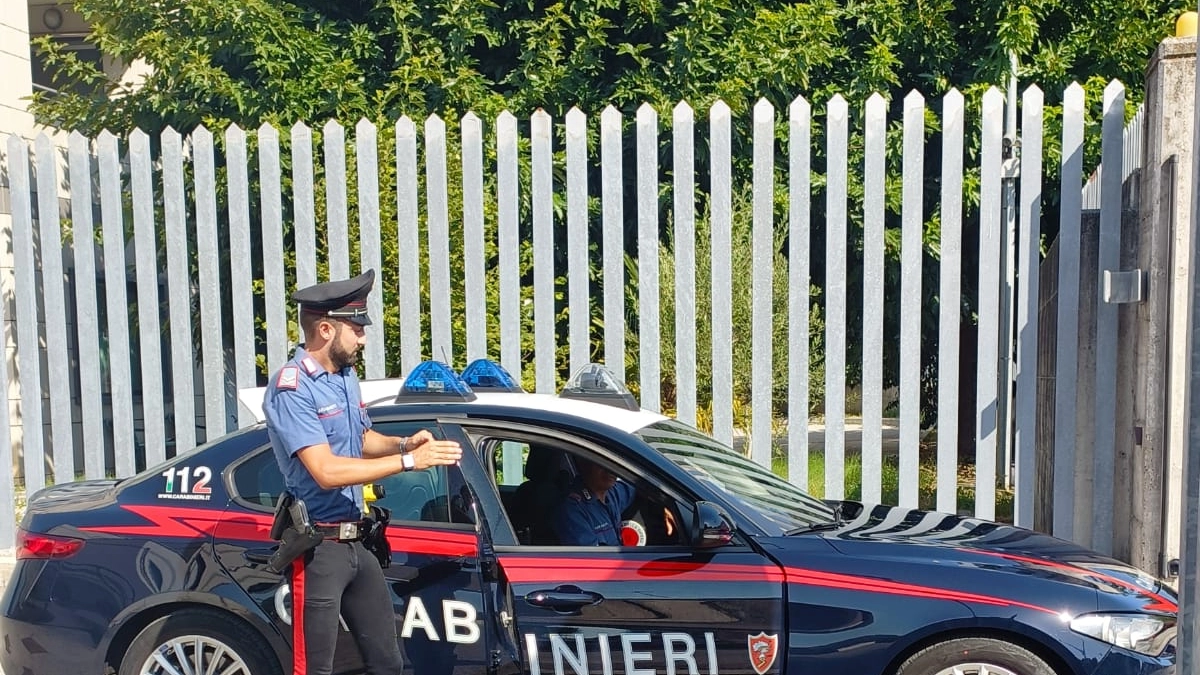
<box><xmin>162</xmin><ymin>466</ymin><xmax>213</xmax><ymax>494</ymax></box>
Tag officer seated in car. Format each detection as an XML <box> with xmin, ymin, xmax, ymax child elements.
<box><xmin>553</xmin><ymin>457</ymin><xmax>678</xmax><ymax>546</ymax></box>
<box><xmin>553</xmin><ymin>457</ymin><xmax>635</xmax><ymax>546</ymax></box>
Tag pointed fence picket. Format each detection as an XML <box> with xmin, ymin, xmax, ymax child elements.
<box><xmin>937</xmin><ymin>90</ymin><xmax>965</xmax><ymax>516</ymax></box>
<box><xmin>357</xmin><ymin>118</ymin><xmax>385</xmax><ymax>379</ymax></box>
<box><xmin>862</xmin><ymin>93</ymin><xmax>886</xmax><ymax>506</ymax></box>
<box><xmin>462</xmin><ymin>113</ymin><xmax>487</xmax><ymax>365</ymax></box>
<box><xmin>673</xmin><ymin>102</ymin><xmax>697</xmax><ymax>429</ymax></box>
<box><xmin>566</xmin><ymin>108</ymin><xmax>590</xmax><ymax>377</ymax></box>
<box><xmin>601</xmin><ymin>107</ymin><xmax>626</xmax><ymax>387</ymax></box>
<box><xmin>786</xmin><ymin>96</ymin><xmax>811</xmax><ymax>492</ymax></box>
<box><xmin>824</xmin><ymin>95</ymin><xmax>848</xmax><ymax>500</ymax></box>
<box><xmin>636</xmin><ymin>104</ymin><xmax>661</xmax><ymax>413</ymax></box>
<box><xmin>711</xmin><ymin>100</ymin><xmax>735</xmax><ymax>450</ymax></box>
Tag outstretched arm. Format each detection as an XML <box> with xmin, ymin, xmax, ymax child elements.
<box><xmin>362</xmin><ymin>428</ymin><xmax>462</xmax><ymax>470</ymax></box>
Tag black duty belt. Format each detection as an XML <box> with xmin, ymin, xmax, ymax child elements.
<box><xmin>314</xmin><ymin>521</ymin><xmax>366</xmax><ymax>541</ymax></box>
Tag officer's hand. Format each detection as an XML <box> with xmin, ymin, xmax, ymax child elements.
<box><xmin>407</xmin><ymin>431</ymin><xmax>462</xmax><ymax>471</ymax></box>
<box><xmin>402</xmin><ymin>429</ymin><xmax>437</xmax><ymax>452</ymax></box>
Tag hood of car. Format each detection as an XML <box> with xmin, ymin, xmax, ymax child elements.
<box><xmin>779</xmin><ymin>501</ymin><xmax>1177</xmax><ymax>615</ymax></box>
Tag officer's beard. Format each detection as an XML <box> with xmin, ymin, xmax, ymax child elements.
<box><xmin>330</xmin><ymin>327</ymin><xmax>360</xmax><ymax>370</ymax></box>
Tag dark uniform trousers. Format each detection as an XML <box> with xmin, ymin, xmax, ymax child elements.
<box><xmin>291</xmin><ymin>538</ymin><xmax>403</xmax><ymax>675</ymax></box>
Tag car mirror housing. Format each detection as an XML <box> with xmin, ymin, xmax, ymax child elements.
<box><xmin>692</xmin><ymin>501</ymin><xmax>734</xmax><ymax>548</ymax></box>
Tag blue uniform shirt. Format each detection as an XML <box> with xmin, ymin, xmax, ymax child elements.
<box><xmin>554</xmin><ymin>477</ymin><xmax>635</xmax><ymax>546</ymax></box>
<box><xmin>263</xmin><ymin>347</ymin><xmax>372</xmax><ymax>523</ymax></box>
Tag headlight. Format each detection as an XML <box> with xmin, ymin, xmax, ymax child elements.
<box><xmin>1069</xmin><ymin>613</ymin><xmax>1176</xmax><ymax>656</ymax></box>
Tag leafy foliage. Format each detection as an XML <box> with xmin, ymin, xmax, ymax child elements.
<box><xmin>33</xmin><ymin>0</ymin><xmax>1189</xmax><ymax>132</ymax></box>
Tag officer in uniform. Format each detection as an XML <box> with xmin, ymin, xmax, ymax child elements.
<box><xmin>263</xmin><ymin>269</ymin><xmax>463</xmax><ymax>675</ymax></box>
<box><xmin>553</xmin><ymin>457</ymin><xmax>637</xmax><ymax>546</ymax></box>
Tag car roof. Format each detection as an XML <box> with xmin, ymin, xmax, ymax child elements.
<box><xmin>237</xmin><ymin>379</ymin><xmax>669</xmax><ymax>435</ymax></box>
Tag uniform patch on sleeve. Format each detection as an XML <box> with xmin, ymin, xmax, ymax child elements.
<box><xmin>277</xmin><ymin>366</ymin><xmax>300</xmax><ymax>390</ymax></box>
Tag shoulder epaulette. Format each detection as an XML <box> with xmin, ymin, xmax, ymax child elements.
<box><xmin>277</xmin><ymin>366</ymin><xmax>300</xmax><ymax>390</ymax></box>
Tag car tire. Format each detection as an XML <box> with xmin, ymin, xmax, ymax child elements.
<box><xmin>896</xmin><ymin>636</ymin><xmax>1057</xmax><ymax>675</ymax></box>
<box><xmin>119</xmin><ymin>607</ymin><xmax>282</xmax><ymax>675</ymax></box>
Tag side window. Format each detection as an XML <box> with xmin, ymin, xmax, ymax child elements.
<box><xmin>230</xmin><ymin>448</ymin><xmax>285</xmax><ymax>509</ymax></box>
<box><xmin>373</xmin><ymin>421</ymin><xmax>473</xmax><ymax>527</ymax></box>
<box><xmin>481</xmin><ymin>433</ymin><xmax>686</xmax><ymax>548</ymax></box>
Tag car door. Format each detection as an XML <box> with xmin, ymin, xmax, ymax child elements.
<box><xmin>462</xmin><ymin>422</ymin><xmax>788</xmax><ymax>675</ymax></box>
<box><xmin>214</xmin><ymin>419</ymin><xmax>494</xmax><ymax>675</ymax></box>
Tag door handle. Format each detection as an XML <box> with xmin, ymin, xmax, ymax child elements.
<box><xmin>245</xmin><ymin>548</ymin><xmax>275</xmax><ymax>564</ymax></box>
<box><xmin>524</xmin><ymin>585</ymin><xmax>604</xmax><ymax>610</ymax></box>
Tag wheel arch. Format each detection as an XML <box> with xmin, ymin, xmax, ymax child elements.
<box><xmin>104</xmin><ymin>599</ymin><xmax>288</xmax><ymax>674</ymax></box>
<box><xmin>882</xmin><ymin>628</ymin><xmax>1081</xmax><ymax>675</ymax></box>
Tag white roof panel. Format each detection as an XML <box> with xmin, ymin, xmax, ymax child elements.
<box><xmin>236</xmin><ymin>381</ymin><xmax>666</xmax><ymax>435</ymax></box>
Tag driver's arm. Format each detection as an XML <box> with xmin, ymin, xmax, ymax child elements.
<box><xmin>612</xmin><ymin>480</ymin><xmax>636</xmax><ymax>511</ymax></box>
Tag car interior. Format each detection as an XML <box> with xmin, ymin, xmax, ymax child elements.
<box><xmin>485</xmin><ymin>436</ymin><xmax>684</xmax><ymax>547</ymax></box>
<box><xmin>504</xmin><ymin>444</ymin><xmax>574</xmax><ymax>545</ymax></box>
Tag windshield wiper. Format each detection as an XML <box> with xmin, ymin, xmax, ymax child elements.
<box><xmin>784</xmin><ymin>521</ymin><xmax>841</xmax><ymax>536</ymax></box>
<box><xmin>784</xmin><ymin>502</ymin><xmax>845</xmax><ymax>536</ymax></box>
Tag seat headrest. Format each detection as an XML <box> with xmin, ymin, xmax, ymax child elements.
<box><xmin>524</xmin><ymin>445</ymin><xmax>562</xmax><ymax>481</ymax></box>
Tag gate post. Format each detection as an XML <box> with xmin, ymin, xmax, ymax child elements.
<box><xmin>1133</xmin><ymin>34</ymin><xmax>1197</xmax><ymax>578</ymax></box>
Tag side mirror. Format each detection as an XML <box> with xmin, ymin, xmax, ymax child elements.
<box><xmin>692</xmin><ymin>501</ymin><xmax>734</xmax><ymax>548</ymax></box>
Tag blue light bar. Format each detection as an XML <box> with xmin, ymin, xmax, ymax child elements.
<box><xmin>460</xmin><ymin>359</ymin><xmax>524</xmax><ymax>392</ymax></box>
<box><xmin>558</xmin><ymin>363</ymin><xmax>639</xmax><ymax>411</ymax></box>
<box><xmin>395</xmin><ymin>361</ymin><xmax>476</xmax><ymax>403</ymax></box>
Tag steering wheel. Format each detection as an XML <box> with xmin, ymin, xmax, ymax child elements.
<box><xmin>621</xmin><ymin>492</ymin><xmax>677</xmax><ymax>546</ymax></box>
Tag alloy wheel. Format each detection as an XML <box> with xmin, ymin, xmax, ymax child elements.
<box><xmin>137</xmin><ymin>634</ymin><xmax>252</xmax><ymax>675</ymax></box>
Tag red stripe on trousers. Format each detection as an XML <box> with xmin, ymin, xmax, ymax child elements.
<box><xmin>292</xmin><ymin>558</ymin><xmax>306</xmax><ymax>675</ymax></box>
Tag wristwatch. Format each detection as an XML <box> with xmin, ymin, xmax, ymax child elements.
<box><xmin>401</xmin><ymin>452</ymin><xmax>416</xmax><ymax>471</ymax></box>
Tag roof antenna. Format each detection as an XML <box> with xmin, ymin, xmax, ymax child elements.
<box><xmin>438</xmin><ymin>345</ymin><xmax>452</xmax><ymax>368</ymax></box>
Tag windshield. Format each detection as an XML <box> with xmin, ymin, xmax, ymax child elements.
<box><xmin>636</xmin><ymin>420</ymin><xmax>835</xmax><ymax>532</ymax></box>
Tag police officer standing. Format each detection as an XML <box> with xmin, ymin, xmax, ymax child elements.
<box><xmin>263</xmin><ymin>269</ymin><xmax>463</xmax><ymax>675</ymax></box>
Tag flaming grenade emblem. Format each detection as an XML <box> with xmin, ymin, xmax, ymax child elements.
<box><xmin>747</xmin><ymin>632</ymin><xmax>779</xmax><ymax>675</ymax></box>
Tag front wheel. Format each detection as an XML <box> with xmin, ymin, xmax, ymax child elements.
<box><xmin>119</xmin><ymin>607</ymin><xmax>282</xmax><ymax>675</ymax></box>
<box><xmin>896</xmin><ymin>637</ymin><xmax>1057</xmax><ymax>675</ymax></box>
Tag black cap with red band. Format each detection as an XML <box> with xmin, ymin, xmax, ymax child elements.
<box><xmin>292</xmin><ymin>269</ymin><xmax>375</xmax><ymax>326</ymax></box>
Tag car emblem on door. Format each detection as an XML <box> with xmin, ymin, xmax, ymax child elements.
<box><xmin>747</xmin><ymin>632</ymin><xmax>778</xmax><ymax>674</ymax></box>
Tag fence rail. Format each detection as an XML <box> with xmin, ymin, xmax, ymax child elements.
<box><xmin>0</xmin><ymin>82</ymin><xmax>1128</xmax><ymax>553</ymax></box>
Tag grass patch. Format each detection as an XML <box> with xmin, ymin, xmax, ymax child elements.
<box><xmin>771</xmin><ymin>453</ymin><xmax>1015</xmax><ymax>524</ymax></box>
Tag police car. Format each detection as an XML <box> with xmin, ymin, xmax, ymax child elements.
<box><xmin>0</xmin><ymin>360</ymin><xmax>1178</xmax><ymax>675</ymax></box>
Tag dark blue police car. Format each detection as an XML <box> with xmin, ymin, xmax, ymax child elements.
<box><xmin>0</xmin><ymin>361</ymin><xmax>1177</xmax><ymax>675</ymax></box>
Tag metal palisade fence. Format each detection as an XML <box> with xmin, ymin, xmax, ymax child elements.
<box><xmin>0</xmin><ymin>82</ymin><xmax>1129</xmax><ymax>554</ymax></box>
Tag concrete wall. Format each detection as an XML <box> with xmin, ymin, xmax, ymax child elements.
<box><xmin>1134</xmin><ymin>36</ymin><xmax>1197</xmax><ymax>577</ymax></box>
<box><xmin>0</xmin><ymin>0</ymin><xmax>34</xmax><ymax>136</ymax></box>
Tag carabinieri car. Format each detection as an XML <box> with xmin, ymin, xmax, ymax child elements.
<box><xmin>0</xmin><ymin>360</ymin><xmax>1178</xmax><ymax>675</ymax></box>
